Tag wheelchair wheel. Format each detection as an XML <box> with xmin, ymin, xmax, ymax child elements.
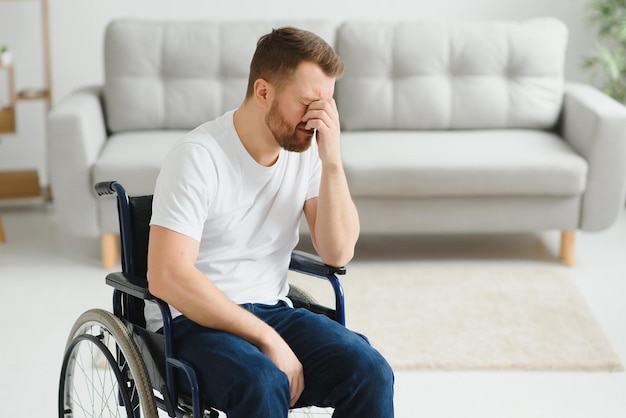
<box><xmin>288</xmin><ymin>285</ymin><xmax>317</xmax><ymax>305</ymax></box>
<box><xmin>59</xmin><ymin>309</ymin><xmax>158</xmax><ymax>418</ymax></box>
<box><xmin>289</xmin><ymin>406</ymin><xmax>334</xmax><ymax>417</ymax></box>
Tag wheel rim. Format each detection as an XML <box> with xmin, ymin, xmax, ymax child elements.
<box><xmin>59</xmin><ymin>318</ymin><xmax>149</xmax><ymax>417</ymax></box>
<box><xmin>289</xmin><ymin>406</ymin><xmax>334</xmax><ymax>417</ymax></box>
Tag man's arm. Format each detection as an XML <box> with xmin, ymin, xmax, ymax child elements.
<box><xmin>147</xmin><ymin>225</ymin><xmax>304</xmax><ymax>405</ymax></box>
<box><xmin>303</xmin><ymin>98</ymin><xmax>360</xmax><ymax>267</ymax></box>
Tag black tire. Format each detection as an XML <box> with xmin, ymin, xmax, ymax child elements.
<box><xmin>288</xmin><ymin>285</ymin><xmax>318</xmax><ymax>305</ymax></box>
<box><xmin>289</xmin><ymin>406</ymin><xmax>334</xmax><ymax>417</ymax></box>
<box><xmin>59</xmin><ymin>309</ymin><xmax>158</xmax><ymax>418</ymax></box>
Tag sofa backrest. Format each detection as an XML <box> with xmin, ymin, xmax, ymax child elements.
<box><xmin>335</xmin><ymin>18</ymin><xmax>568</xmax><ymax>131</ymax></box>
<box><xmin>104</xmin><ymin>18</ymin><xmax>568</xmax><ymax>133</ymax></box>
<box><xmin>103</xmin><ymin>20</ymin><xmax>338</xmax><ymax>133</ymax></box>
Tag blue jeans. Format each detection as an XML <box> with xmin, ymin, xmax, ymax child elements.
<box><xmin>171</xmin><ymin>302</ymin><xmax>394</xmax><ymax>418</ymax></box>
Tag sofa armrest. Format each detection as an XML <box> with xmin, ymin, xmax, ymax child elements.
<box><xmin>561</xmin><ymin>82</ymin><xmax>626</xmax><ymax>231</ymax></box>
<box><xmin>47</xmin><ymin>86</ymin><xmax>107</xmax><ymax>238</ymax></box>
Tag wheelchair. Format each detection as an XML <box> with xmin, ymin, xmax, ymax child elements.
<box><xmin>58</xmin><ymin>181</ymin><xmax>350</xmax><ymax>418</ymax></box>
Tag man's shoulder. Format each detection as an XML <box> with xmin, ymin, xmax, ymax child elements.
<box><xmin>187</xmin><ymin>112</ymin><xmax>229</xmax><ymax>142</ymax></box>
<box><xmin>174</xmin><ymin>110</ymin><xmax>235</xmax><ymax>153</ymax></box>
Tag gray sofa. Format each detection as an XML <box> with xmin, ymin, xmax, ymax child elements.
<box><xmin>48</xmin><ymin>18</ymin><xmax>626</xmax><ymax>268</ymax></box>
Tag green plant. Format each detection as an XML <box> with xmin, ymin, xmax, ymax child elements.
<box><xmin>0</xmin><ymin>45</ymin><xmax>7</xmax><ymax>54</ymax></box>
<box><xmin>583</xmin><ymin>0</ymin><xmax>626</xmax><ymax>102</ymax></box>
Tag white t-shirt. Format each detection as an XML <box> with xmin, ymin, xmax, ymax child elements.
<box><xmin>145</xmin><ymin>110</ymin><xmax>322</xmax><ymax>331</ymax></box>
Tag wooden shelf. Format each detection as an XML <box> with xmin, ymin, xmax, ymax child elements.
<box><xmin>0</xmin><ymin>0</ymin><xmax>50</xmax><ymax>204</ymax></box>
<box><xmin>17</xmin><ymin>88</ymin><xmax>50</xmax><ymax>101</ymax></box>
<box><xmin>0</xmin><ymin>0</ymin><xmax>51</xmax><ymax>135</ymax></box>
<box><xmin>0</xmin><ymin>106</ymin><xmax>15</xmax><ymax>133</ymax></box>
<box><xmin>0</xmin><ymin>170</ymin><xmax>41</xmax><ymax>199</ymax></box>
<box><xmin>0</xmin><ymin>63</ymin><xmax>16</xmax><ymax>133</ymax></box>
<box><xmin>0</xmin><ymin>0</ymin><xmax>52</xmax><ymax>108</ymax></box>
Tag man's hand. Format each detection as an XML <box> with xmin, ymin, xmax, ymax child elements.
<box><xmin>260</xmin><ymin>333</ymin><xmax>305</xmax><ymax>406</ymax></box>
<box><xmin>303</xmin><ymin>98</ymin><xmax>341</xmax><ymax>165</ymax></box>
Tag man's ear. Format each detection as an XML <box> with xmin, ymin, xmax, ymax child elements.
<box><xmin>253</xmin><ymin>79</ymin><xmax>273</xmax><ymax>107</ymax></box>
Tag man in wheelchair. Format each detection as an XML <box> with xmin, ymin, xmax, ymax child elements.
<box><xmin>143</xmin><ymin>27</ymin><xmax>394</xmax><ymax>417</ymax></box>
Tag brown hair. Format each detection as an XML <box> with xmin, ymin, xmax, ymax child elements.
<box><xmin>245</xmin><ymin>26</ymin><xmax>344</xmax><ymax>98</ymax></box>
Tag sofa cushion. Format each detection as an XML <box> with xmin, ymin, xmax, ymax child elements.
<box><xmin>336</xmin><ymin>19</ymin><xmax>567</xmax><ymax>131</ymax></box>
<box><xmin>341</xmin><ymin>130</ymin><xmax>588</xmax><ymax>198</ymax></box>
<box><xmin>104</xmin><ymin>20</ymin><xmax>338</xmax><ymax>133</ymax></box>
<box><xmin>92</xmin><ymin>131</ymin><xmax>186</xmax><ymax>195</ymax></box>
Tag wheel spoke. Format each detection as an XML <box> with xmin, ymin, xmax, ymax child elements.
<box><xmin>60</xmin><ymin>311</ymin><xmax>156</xmax><ymax>417</ymax></box>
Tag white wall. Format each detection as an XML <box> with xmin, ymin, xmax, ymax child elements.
<box><xmin>0</xmin><ymin>0</ymin><xmax>599</xmax><ymax>186</ymax></box>
<box><xmin>50</xmin><ymin>0</ymin><xmax>596</xmax><ymax>104</ymax></box>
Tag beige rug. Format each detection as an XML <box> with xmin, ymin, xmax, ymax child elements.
<box><xmin>288</xmin><ymin>265</ymin><xmax>623</xmax><ymax>371</ymax></box>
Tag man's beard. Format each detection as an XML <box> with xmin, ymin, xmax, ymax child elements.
<box><xmin>265</xmin><ymin>100</ymin><xmax>314</xmax><ymax>153</ymax></box>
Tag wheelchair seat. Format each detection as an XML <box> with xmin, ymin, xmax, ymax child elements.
<box><xmin>58</xmin><ymin>181</ymin><xmax>348</xmax><ymax>418</ymax></box>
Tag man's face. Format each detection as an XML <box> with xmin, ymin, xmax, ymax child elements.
<box><xmin>264</xmin><ymin>62</ymin><xmax>335</xmax><ymax>152</ymax></box>
<box><xmin>265</xmin><ymin>97</ymin><xmax>313</xmax><ymax>152</ymax></box>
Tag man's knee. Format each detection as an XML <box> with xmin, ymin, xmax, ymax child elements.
<box><xmin>329</xmin><ymin>344</ymin><xmax>395</xmax><ymax>415</ymax></box>
<box><xmin>355</xmin><ymin>348</ymin><xmax>394</xmax><ymax>389</ymax></box>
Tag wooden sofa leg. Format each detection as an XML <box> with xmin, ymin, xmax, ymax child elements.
<box><xmin>0</xmin><ymin>213</ymin><xmax>5</xmax><ymax>243</ymax></box>
<box><xmin>101</xmin><ymin>233</ymin><xmax>119</xmax><ymax>269</ymax></box>
<box><xmin>559</xmin><ymin>230</ymin><xmax>575</xmax><ymax>266</ymax></box>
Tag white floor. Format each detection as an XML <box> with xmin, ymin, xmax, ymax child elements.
<box><xmin>1</xmin><ymin>203</ymin><xmax>626</xmax><ymax>417</ymax></box>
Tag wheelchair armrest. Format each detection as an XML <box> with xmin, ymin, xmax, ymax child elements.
<box><xmin>106</xmin><ymin>272</ymin><xmax>152</xmax><ymax>300</ymax></box>
<box><xmin>289</xmin><ymin>250</ymin><xmax>347</xmax><ymax>325</ymax></box>
<box><xmin>289</xmin><ymin>250</ymin><xmax>346</xmax><ymax>276</ymax></box>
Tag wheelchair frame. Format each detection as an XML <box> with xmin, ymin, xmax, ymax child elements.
<box><xmin>59</xmin><ymin>181</ymin><xmax>348</xmax><ymax>418</ymax></box>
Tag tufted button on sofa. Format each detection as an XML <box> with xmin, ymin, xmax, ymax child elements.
<box><xmin>48</xmin><ymin>18</ymin><xmax>626</xmax><ymax>268</ymax></box>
